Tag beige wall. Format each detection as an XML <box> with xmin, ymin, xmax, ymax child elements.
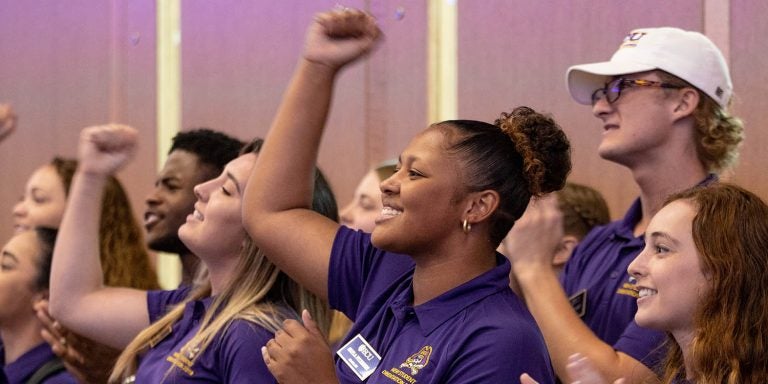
<box><xmin>1</xmin><ymin>1</ymin><xmax>766</xmax><ymax>248</ymax></box>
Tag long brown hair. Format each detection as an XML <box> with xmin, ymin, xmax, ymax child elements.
<box><xmin>51</xmin><ymin>157</ymin><xmax>158</xmax><ymax>289</ymax></box>
<box><xmin>660</xmin><ymin>183</ymin><xmax>768</xmax><ymax>383</ymax></box>
<box><xmin>51</xmin><ymin>157</ymin><xmax>159</xmax><ymax>382</ymax></box>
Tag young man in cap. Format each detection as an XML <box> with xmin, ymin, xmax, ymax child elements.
<box><xmin>507</xmin><ymin>27</ymin><xmax>743</xmax><ymax>383</ymax></box>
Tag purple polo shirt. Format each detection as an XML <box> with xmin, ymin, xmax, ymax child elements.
<box><xmin>329</xmin><ymin>227</ymin><xmax>555</xmax><ymax>383</ymax></box>
<box><xmin>560</xmin><ymin>174</ymin><xmax>716</xmax><ymax>367</ymax></box>
<box><xmin>136</xmin><ymin>287</ymin><xmax>276</xmax><ymax>383</ymax></box>
<box><xmin>2</xmin><ymin>343</ymin><xmax>75</xmax><ymax>384</ymax></box>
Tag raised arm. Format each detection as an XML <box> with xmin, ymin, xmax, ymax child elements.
<box><xmin>506</xmin><ymin>197</ymin><xmax>655</xmax><ymax>383</ymax></box>
<box><xmin>243</xmin><ymin>9</ymin><xmax>381</xmax><ymax>300</ymax></box>
<box><xmin>49</xmin><ymin>125</ymin><xmax>150</xmax><ymax>349</ymax></box>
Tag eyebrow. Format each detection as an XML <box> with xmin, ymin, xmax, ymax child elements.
<box><xmin>1</xmin><ymin>250</ymin><xmax>18</xmax><ymax>264</ymax></box>
<box><xmin>226</xmin><ymin>171</ymin><xmax>242</xmax><ymax>194</ymax></box>
<box><xmin>649</xmin><ymin>231</ymin><xmax>680</xmax><ymax>246</ymax></box>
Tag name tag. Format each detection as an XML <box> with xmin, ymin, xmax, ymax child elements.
<box><xmin>336</xmin><ymin>334</ymin><xmax>382</xmax><ymax>381</ymax></box>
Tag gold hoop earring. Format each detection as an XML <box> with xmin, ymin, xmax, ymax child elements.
<box><xmin>462</xmin><ymin>219</ymin><xmax>471</xmax><ymax>234</ymax></box>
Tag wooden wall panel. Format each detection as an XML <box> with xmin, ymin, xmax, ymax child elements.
<box><xmin>729</xmin><ymin>0</ymin><xmax>768</xmax><ymax>199</ymax></box>
<box><xmin>2</xmin><ymin>1</ymin><xmax>762</xmax><ymax>247</ymax></box>
<box><xmin>0</xmin><ymin>0</ymin><xmax>156</xmax><ymax>245</ymax></box>
<box><xmin>180</xmin><ymin>0</ymin><xmax>428</xmax><ymax>206</ymax></box>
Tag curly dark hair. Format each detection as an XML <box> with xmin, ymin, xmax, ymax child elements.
<box><xmin>436</xmin><ymin>106</ymin><xmax>572</xmax><ymax>245</ymax></box>
<box><xmin>170</xmin><ymin>128</ymin><xmax>245</xmax><ymax>175</ymax></box>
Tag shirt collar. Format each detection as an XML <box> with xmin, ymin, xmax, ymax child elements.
<box><xmin>613</xmin><ymin>173</ymin><xmax>719</xmax><ymax>239</ymax></box>
<box><xmin>3</xmin><ymin>343</ymin><xmax>57</xmax><ymax>383</ymax></box>
<box><xmin>389</xmin><ymin>254</ymin><xmax>511</xmax><ymax>336</ymax></box>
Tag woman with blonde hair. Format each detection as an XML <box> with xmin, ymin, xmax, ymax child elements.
<box><xmin>48</xmin><ymin>125</ymin><xmax>334</xmax><ymax>383</ymax></box>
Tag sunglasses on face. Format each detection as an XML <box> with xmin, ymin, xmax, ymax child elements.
<box><xmin>591</xmin><ymin>78</ymin><xmax>684</xmax><ymax>105</ymax></box>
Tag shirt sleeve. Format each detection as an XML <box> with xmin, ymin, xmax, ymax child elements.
<box><xmin>218</xmin><ymin>321</ymin><xmax>276</xmax><ymax>383</ymax></box>
<box><xmin>146</xmin><ymin>286</ymin><xmax>191</xmax><ymax>323</ymax></box>
<box><xmin>327</xmin><ymin>226</ymin><xmax>412</xmax><ymax>321</ymax></box>
<box><xmin>613</xmin><ymin>320</ymin><xmax>667</xmax><ymax>369</ymax></box>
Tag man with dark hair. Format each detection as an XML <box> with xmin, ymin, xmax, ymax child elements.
<box><xmin>144</xmin><ymin>128</ymin><xmax>244</xmax><ymax>284</ymax></box>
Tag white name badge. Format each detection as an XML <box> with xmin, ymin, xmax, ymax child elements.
<box><xmin>336</xmin><ymin>334</ymin><xmax>382</xmax><ymax>381</ymax></box>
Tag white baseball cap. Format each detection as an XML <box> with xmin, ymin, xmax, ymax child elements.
<box><xmin>566</xmin><ymin>27</ymin><xmax>732</xmax><ymax>108</ymax></box>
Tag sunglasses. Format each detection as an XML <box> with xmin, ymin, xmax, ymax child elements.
<box><xmin>591</xmin><ymin>78</ymin><xmax>684</xmax><ymax>105</ymax></box>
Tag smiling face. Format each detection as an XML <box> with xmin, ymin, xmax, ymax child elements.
<box><xmin>339</xmin><ymin>170</ymin><xmax>383</xmax><ymax>233</ymax></box>
<box><xmin>628</xmin><ymin>200</ymin><xmax>709</xmax><ymax>338</ymax></box>
<box><xmin>0</xmin><ymin>231</ymin><xmax>43</xmax><ymax>327</ymax></box>
<box><xmin>371</xmin><ymin>127</ymin><xmax>466</xmax><ymax>255</ymax></box>
<box><xmin>145</xmin><ymin>150</ymin><xmax>216</xmax><ymax>253</ymax></box>
<box><xmin>591</xmin><ymin>71</ymin><xmax>682</xmax><ymax>168</ymax></box>
<box><xmin>178</xmin><ymin>154</ymin><xmax>256</xmax><ymax>262</ymax></box>
<box><xmin>12</xmin><ymin>165</ymin><xmax>67</xmax><ymax>233</ymax></box>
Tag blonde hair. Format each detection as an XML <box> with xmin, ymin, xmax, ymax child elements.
<box><xmin>109</xmin><ymin>237</ymin><xmax>329</xmax><ymax>382</ymax></box>
<box><xmin>110</xmin><ymin>139</ymin><xmax>333</xmax><ymax>382</ymax></box>
<box><xmin>656</xmin><ymin>72</ymin><xmax>744</xmax><ymax>173</ymax></box>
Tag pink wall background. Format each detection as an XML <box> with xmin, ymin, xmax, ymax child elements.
<box><xmin>1</xmin><ymin>0</ymin><xmax>765</xmax><ymax>246</ymax></box>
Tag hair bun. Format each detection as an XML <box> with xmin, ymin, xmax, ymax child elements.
<box><xmin>495</xmin><ymin>106</ymin><xmax>571</xmax><ymax>195</ymax></box>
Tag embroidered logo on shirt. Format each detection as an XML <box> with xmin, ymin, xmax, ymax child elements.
<box><xmin>337</xmin><ymin>334</ymin><xmax>382</xmax><ymax>381</ymax></box>
<box><xmin>381</xmin><ymin>345</ymin><xmax>433</xmax><ymax>383</ymax></box>
<box><xmin>166</xmin><ymin>343</ymin><xmax>200</xmax><ymax>376</ymax></box>
<box><xmin>616</xmin><ymin>276</ymin><xmax>639</xmax><ymax>298</ymax></box>
<box><xmin>400</xmin><ymin>346</ymin><xmax>432</xmax><ymax>375</ymax></box>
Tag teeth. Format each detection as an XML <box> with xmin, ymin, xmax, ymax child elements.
<box><xmin>193</xmin><ymin>210</ymin><xmax>204</xmax><ymax>221</ymax></box>
<box><xmin>380</xmin><ymin>207</ymin><xmax>402</xmax><ymax>217</ymax></box>
<box><xmin>638</xmin><ymin>288</ymin><xmax>657</xmax><ymax>298</ymax></box>
<box><xmin>144</xmin><ymin>213</ymin><xmax>159</xmax><ymax>226</ymax></box>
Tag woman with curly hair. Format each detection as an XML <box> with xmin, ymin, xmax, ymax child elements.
<box><xmin>12</xmin><ymin>156</ymin><xmax>158</xmax><ymax>383</ymax></box>
<box><xmin>246</xmin><ymin>9</ymin><xmax>571</xmax><ymax>383</ymax></box>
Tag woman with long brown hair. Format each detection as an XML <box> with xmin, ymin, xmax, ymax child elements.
<box><xmin>523</xmin><ymin>183</ymin><xmax>768</xmax><ymax>383</ymax></box>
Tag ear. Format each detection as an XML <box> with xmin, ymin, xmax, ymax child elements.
<box><xmin>463</xmin><ymin>189</ymin><xmax>500</xmax><ymax>224</ymax></box>
<box><xmin>552</xmin><ymin>235</ymin><xmax>578</xmax><ymax>267</ymax></box>
<box><xmin>670</xmin><ymin>87</ymin><xmax>700</xmax><ymax>122</ymax></box>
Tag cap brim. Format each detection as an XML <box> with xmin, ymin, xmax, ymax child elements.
<box><xmin>566</xmin><ymin>61</ymin><xmax>657</xmax><ymax>105</ymax></box>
